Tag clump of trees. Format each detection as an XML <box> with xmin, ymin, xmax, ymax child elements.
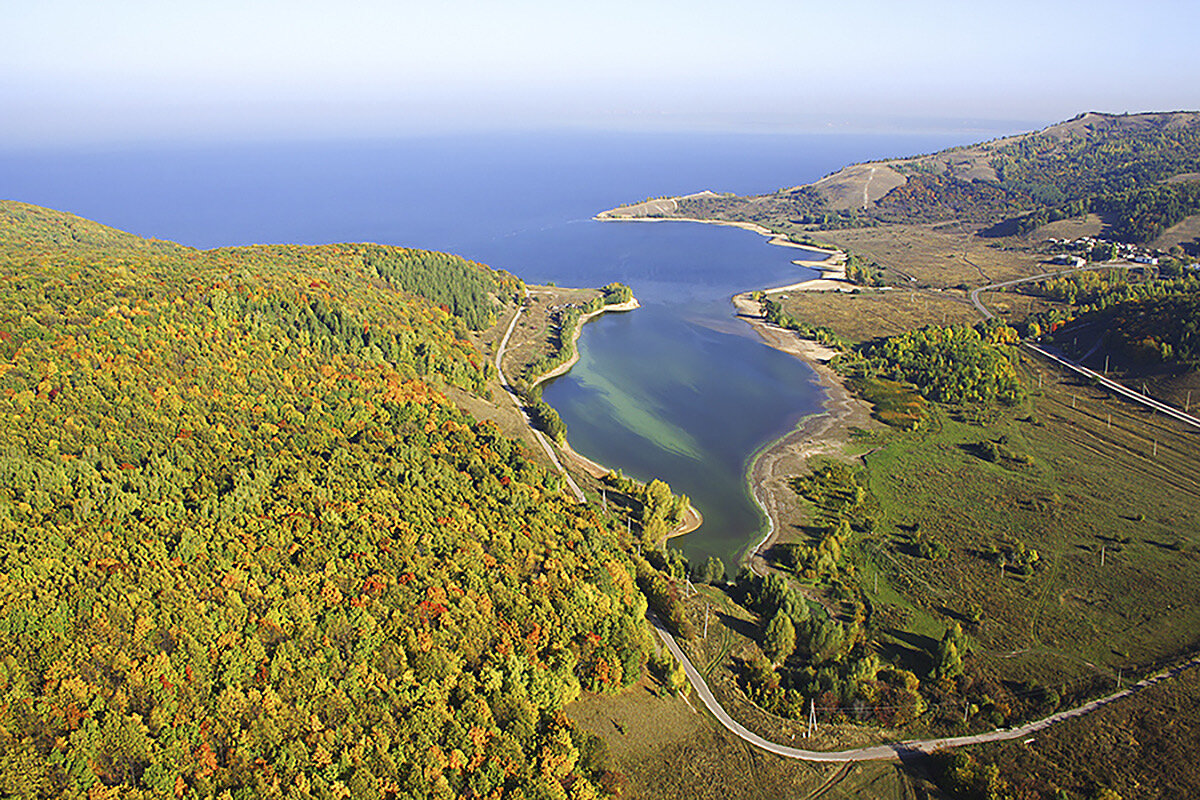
<box><xmin>841</xmin><ymin>323</ymin><xmax>1022</xmax><ymax>407</ymax></box>
<box><xmin>787</xmin><ymin>462</ymin><xmax>878</xmax><ymax>580</ymax></box>
<box><xmin>844</xmin><ymin>253</ymin><xmax>884</xmax><ymax>286</ymax></box>
<box><xmin>732</xmin><ymin>570</ymin><xmax>926</xmax><ymax>724</ymax></box>
<box><xmin>603</xmin><ymin>472</ymin><xmax>690</xmax><ymax>547</ymax></box>
<box><xmin>527</xmin><ymin>397</ymin><xmax>567</xmax><ymax>443</ymax></box>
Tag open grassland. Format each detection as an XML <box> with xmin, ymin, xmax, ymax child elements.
<box><xmin>854</xmin><ymin>349</ymin><xmax>1200</xmax><ymax>694</ymax></box>
<box><xmin>958</xmin><ymin>663</ymin><xmax>1200</xmax><ymax>799</ymax></box>
<box><xmin>1153</xmin><ymin>211</ymin><xmax>1200</xmax><ymax>253</ymax></box>
<box><xmin>814</xmin><ymin>224</ymin><xmax>1048</xmax><ymax>287</ymax></box>
<box><xmin>767</xmin><ymin>287</ymin><xmax>980</xmax><ymax>344</ymax></box>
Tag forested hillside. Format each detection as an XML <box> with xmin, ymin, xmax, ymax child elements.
<box><xmin>0</xmin><ymin>201</ymin><xmax>655</xmax><ymax>799</ymax></box>
<box><xmin>644</xmin><ymin>112</ymin><xmax>1200</xmax><ymax>241</ymax></box>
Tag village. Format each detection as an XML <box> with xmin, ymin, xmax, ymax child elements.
<box><xmin>1044</xmin><ymin>235</ymin><xmax>1200</xmax><ymax>271</ymax></box>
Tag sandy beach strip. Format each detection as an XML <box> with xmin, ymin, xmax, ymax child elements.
<box><xmin>597</xmin><ymin>199</ymin><xmax>854</xmax><ymax>292</ymax></box>
<box><xmin>730</xmin><ymin>292</ymin><xmax>873</xmax><ymax>571</ymax></box>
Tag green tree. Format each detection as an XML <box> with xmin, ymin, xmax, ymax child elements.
<box><xmin>933</xmin><ymin>623</ymin><xmax>966</xmax><ymax>679</ymax></box>
<box><xmin>696</xmin><ymin>555</ymin><xmax>725</xmax><ymax>584</ymax></box>
<box><xmin>763</xmin><ymin>610</ymin><xmax>797</xmax><ymax>664</ymax></box>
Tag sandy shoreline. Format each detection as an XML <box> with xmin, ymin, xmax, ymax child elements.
<box><xmin>730</xmin><ymin>292</ymin><xmax>874</xmax><ymax>571</ymax></box>
<box><xmin>597</xmin><ymin>203</ymin><xmax>855</xmax><ymax>292</ymax></box>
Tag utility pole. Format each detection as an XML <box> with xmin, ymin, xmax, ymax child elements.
<box><xmin>1187</xmin><ymin>390</ymin><xmax>1192</xmax><ymax>413</ymax></box>
<box><xmin>704</xmin><ymin>605</ymin><xmax>709</xmax><ymax>639</ymax></box>
<box><xmin>1100</xmin><ymin>545</ymin><xmax>1105</xmax><ymax>568</ymax></box>
<box><xmin>601</xmin><ymin>488</ymin><xmax>607</xmax><ymax>513</ymax></box>
<box><xmin>807</xmin><ymin>700</ymin><xmax>818</xmax><ymax>738</ymax></box>
<box><xmin>1104</xmin><ymin>354</ymin><xmax>1109</xmax><ymax>375</ymax></box>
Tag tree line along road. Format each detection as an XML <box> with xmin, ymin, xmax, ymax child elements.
<box><xmin>969</xmin><ymin>265</ymin><xmax>1200</xmax><ymax>430</ymax></box>
<box><xmin>650</xmin><ymin>615</ymin><xmax>1200</xmax><ymax>762</ymax></box>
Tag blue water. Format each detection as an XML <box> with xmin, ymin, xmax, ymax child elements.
<box><xmin>0</xmin><ymin>128</ymin><xmax>992</xmax><ymax>564</ymax></box>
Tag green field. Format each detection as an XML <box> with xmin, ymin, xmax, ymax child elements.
<box><xmin>858</xmin><ymin>350</ymin><xmax>1200</xmax><ymax>688</ymax></box>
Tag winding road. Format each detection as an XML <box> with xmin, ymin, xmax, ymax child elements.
<box><xmin>646</xmin><ymin>260</ymin><xmax>1200</xmax><ymax>760</ymax></box>
<box><xmin>651</xmin><ymin>615</ymin><xmax>1200</xmax><ymax>762</ymax></box>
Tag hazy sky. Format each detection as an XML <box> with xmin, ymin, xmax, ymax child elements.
<box><xmin>6</xmin><ymin>0</ymin><xmax>1199</xmax><ymax>145</ymax></box>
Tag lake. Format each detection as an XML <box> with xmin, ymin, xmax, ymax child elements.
<box><xmin>0</xmin><ymin>128</ymin><xmax>998</xmax><ymax>564</ymax></box>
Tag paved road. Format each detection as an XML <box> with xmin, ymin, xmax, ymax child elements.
<box><xmin>969</xmin><ymin>266</ymin><xmax>1200</xmax><ymax>430</ymax></box>
<box><xmin>650</xmin><ymin>616</ymin><xmax>1200</xmax><ymax>762</ymax></box>
<box><xmin>494</xmin><ymin>294</ymin><xmax>587</xmax><ymax>503</ymax></box>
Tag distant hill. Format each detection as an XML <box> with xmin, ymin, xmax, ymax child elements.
<box><xmin>604</xmin><ymin>111</ymin><xmax>1200</xmax><ymax>244</ymax></box>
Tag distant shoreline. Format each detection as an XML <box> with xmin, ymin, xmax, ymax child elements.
<box><xmin>596</xmin><ymin>200</ymin><xmax>854</xmax><ymax>291</ymax></box>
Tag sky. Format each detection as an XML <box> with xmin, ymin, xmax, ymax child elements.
<box><xmin>5</xmin><ymin>0</ymin><xmax>1200</xmax><ymax>146</ymax></box>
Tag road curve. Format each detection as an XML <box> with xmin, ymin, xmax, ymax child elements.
<box><xmin>650</xmin><ymin>616</ymin><xmax>1200</xmax><ymax>762</ymax></box>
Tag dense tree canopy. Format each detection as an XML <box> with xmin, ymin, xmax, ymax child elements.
<box><xmin>846</xmin><ymin>325</ymin><xmax>1022</xmax><ymax>407</ymax></box>
<box><xmin>0</xmin><ymin>201</ymin><xmax>652</xmax><ymax>799</ymax></box>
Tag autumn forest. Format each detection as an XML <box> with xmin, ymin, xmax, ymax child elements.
<box><xmin>0</xmin><ymin>201</ymin><xmax>664</xmax><ymax>799</ymax></box>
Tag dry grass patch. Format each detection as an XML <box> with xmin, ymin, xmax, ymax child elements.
<box><xmin>1033</xmin><ymin>212</ymin><xmax>1106</xmax><ymax>242</ymax></box>
<box><xmin>1152</xmin><ymin>211</ymin><xmax>1200</xmax><ymax>253</ymax></box>
<box><xmin>816</xmin><ymin>224</ymin><xmax>1047</xmax><ymax>287</ymax></box>
<box><xmin>963</xmin><ymin>663</ymin><xmax>1200</xmax><ymax>799</ymax></box>
<box><xmin>769</xmin><ymin>287</ymin><xmax>979</xmax><ymax>344</ymax></box>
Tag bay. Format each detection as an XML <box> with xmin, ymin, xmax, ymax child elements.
<box><xmin>1</xmin><ymin>128</ymin><xmax>990</xmax><ymax>564</ymax></box>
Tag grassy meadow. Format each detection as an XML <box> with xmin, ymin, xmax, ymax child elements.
<box><xmin>855</xmin><ymin>347</ymin><xmax>1200</xmax><ymax>691</ymax></box>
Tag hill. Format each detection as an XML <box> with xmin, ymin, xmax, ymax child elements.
<box><xmin>602</xmin><ymin>111</ymin><xmax>1200</xmax><ymax>246</ymax></box>
<box><xmin>0</xmin><ymin>201</ymin><xmax>665</xmax><ymax>798</ymax></box>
